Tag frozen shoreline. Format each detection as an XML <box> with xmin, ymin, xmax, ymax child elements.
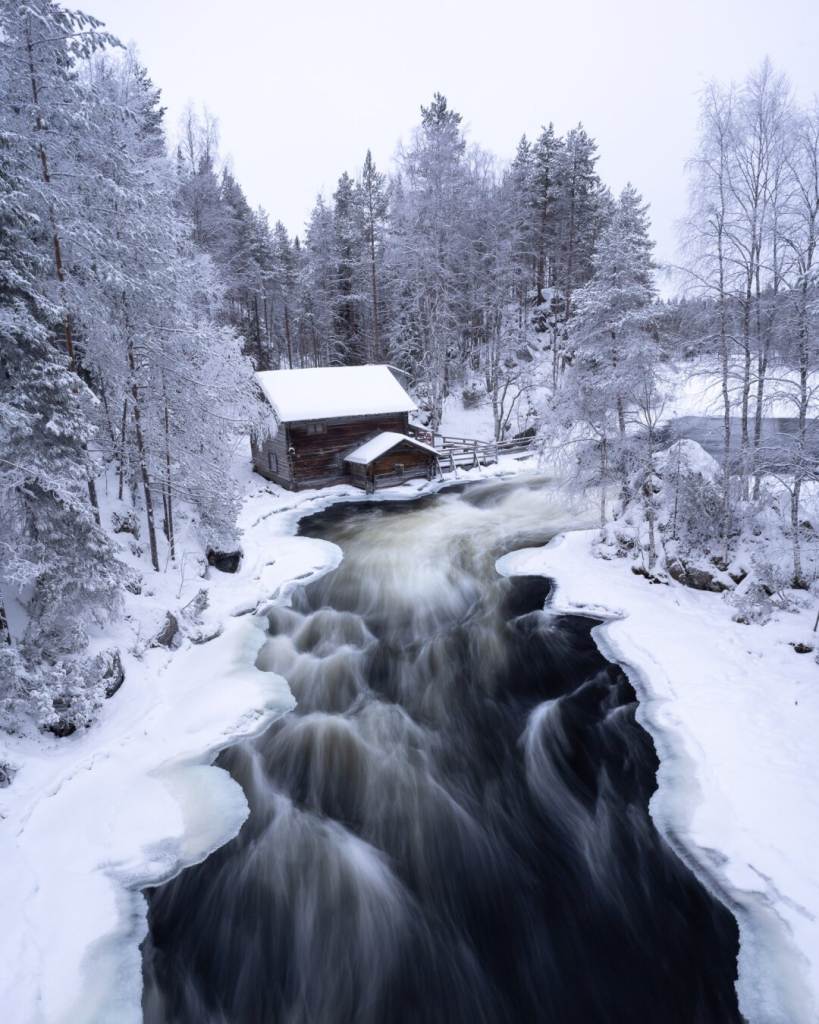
<box><xmin>499</xmin><ymin>532</ymin><xmax>819</xmax><ymax>1024</ymax></box>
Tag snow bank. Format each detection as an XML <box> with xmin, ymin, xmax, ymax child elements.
<box><xmin>499</xmin><ymin>534</ymin><xmax>819</xmax><ymax>1024</ymax></box>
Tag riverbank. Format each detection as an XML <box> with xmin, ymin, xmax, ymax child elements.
<box><xmin>0</xmin><ymin>467</ymin><xmax>357</xmax><ymax>1023</ymax></box>
<box><xmin>500</xmin><ymin>532</ymin><xmax>819</xmax><ymax>1024</ymax></box>
<box><xmin>0</xmin><ymin>455</ymin><xmax>526</xmax><ymax>1024</ymax></box>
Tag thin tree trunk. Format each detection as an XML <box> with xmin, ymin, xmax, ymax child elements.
<box><xmin>751</xmin><ymin>345</ymin><xmax>768</xmax><ymax>500</ymax></box>
<box><xmin>127</xmin><ymin>337</ymin><xmax>159</xmax><ymax>572</ymax></box>
<box><xmin>285</xmin><ymin>305</ymin><xmax>294</xmax><ymax>368</ymax></box>
<box><xmin>254</xmin><ymin>293</ymin><xmax>264</xmax><ymax>370</ymax></box>
<box><xmin>118</xmin><ymin>399</ymin><xmax>128</xmax><ymax>502</ymax></box>
<box><xmin>163</xmin><ymin>396</ymin><xmax>175</xmax><ymax>561</ymax></box>
<box><xmin>0</xmin><ymin>599</ymin><xmax>11</xmax><ymax>644</ymax></box>
<box><xmin>599</xmin><ymin>435</ymin><xmax>607</xmax><ymax>529</ymax></box>
<box><xmin>646</xmin><ymin>423</ymin><xmax>657</xmax><ymax>570</ymax></box>
<box><xmin>740</xmin><ymin>306</ymin><xmax>752</xmax><ymax>502</ymax></box>
<box><xmin>368</xmin><ymin>220</ymin><xmax>380</xmax><ymax>363</ymax></box>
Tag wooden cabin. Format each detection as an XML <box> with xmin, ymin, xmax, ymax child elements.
<box><xmin>252</xmin><ymin>365</ymin><xmax>437</xmax><ymax>491</ymax></box>
<box><xmin>344</xmin><ymin>432</ymin><xmax>439</xmax><ymax>492</ymax></box>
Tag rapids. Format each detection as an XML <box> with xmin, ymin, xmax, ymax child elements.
<box><xmin>142</xmin><ymin>477</ymin><xmax>740</xmax><ymax>1023</ymax></box>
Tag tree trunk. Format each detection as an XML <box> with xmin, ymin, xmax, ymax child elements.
<box><xmin>118</xmin><ymin>399</ymin><xmax>128</xmax><ymax>502</ymax></box>
<box><xmin>163</xmin><ymin>396</ymin><xmax>175</xmax><ymax>562</ymax></box>
<box><xmin>646</xmin><ymin>424</ymin><xmax>657</xmax><ymax>570</ymax></box>
<box><xmin>0</xmin><ymin>599</ymin><xmax>11</xmax><ymax>644</ymax></box>
<box><xmin>253</xmin><ymin>293</ymin><xmax>264</xmax><ymax>370</ymax></box>
<box><xmin>128</xmin><ymin>337</ymin><xmax>159</xmax><ymax>572</ymax></box>
<box><xmin>599</xmin><ymin>435</ymin><xmax>607</xmax><ymax>529</ymax></box>
<box><xmin>285</xmin><ymin>304</ymin><xmax>294</xmax><ymax>368</ymax></box>
<box><xmin>751</xmin><ymin>345</ymin><xmax>768</xmax><ymax>500</ymax></box>
<box><xmin>368</xmin><ymin>219</ymin><xmax>381</xmax><ymax>363</ymax></box>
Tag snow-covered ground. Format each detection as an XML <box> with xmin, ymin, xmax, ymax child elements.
<box><xmin>500</xmin><ymin>533</ymin><xmax>819</xmax><ymax>1024</ymax></box>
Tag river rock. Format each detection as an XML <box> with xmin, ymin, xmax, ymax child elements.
<box><xmin>207</xmin><ymin>548</ymin><xmax>242</xmax><ymax>573</ymax></box>
<box><xmin>667</xmin><ymin>557</ymin><xmax>730</xmax><ymax>593</ymax></box>
<box><xmin>101</xmin><ymin>649</ymin><xmax>125</xmax><ymax>698</ymax></box>
<box><xmin>151</xmin><ymin>612</ymin><xmax>180</xmax><ymax>649</ymax></box>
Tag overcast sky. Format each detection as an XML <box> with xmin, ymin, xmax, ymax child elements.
<box><xmin>89</xmin><ymin>0</ymin><xmax>817</xmax><ymax>279</ymax></box>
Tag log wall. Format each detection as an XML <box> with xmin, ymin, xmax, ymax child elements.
<box><xmin>251</xmin><ymin>425</ymin><xmax>292</xmax><ymax>487</ymax></box>
<box><xmin>288</xmin><ymin>413</ymin><xmax>409</xmax><ymax>489</ymax></box>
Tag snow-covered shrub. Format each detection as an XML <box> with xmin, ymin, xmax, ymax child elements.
<box><xmin>655</xmin><ymin>440</ymin><xmax>724</xmax><ymax>560</ymax></box>
<box><xmin>1</xmin><ymin>649</ymin><xmax>110</xmax><ymax>735</ymax></box>
<box><xmin>728</xmin><ymin>556</ymin><xmax>802</xmax><ymax>624</ymax></box>
<box><xmin>111</xmin><ymin>507</ymin><xmax>140</xmax><ymax>538</ymax></box>
<box><xmin>599</xmin><ymin>440</ymin><xmax>726</xmax><ymax>579</ymax></box>
<box><xmin>461</xmin><ymin>382</ymin><xmax>485</xmax><ymax>408</ymax></box>
<box><xmin>729</xmin><ymin>582</ymin><xmax>777</xmax><ymax>625</ymax></box>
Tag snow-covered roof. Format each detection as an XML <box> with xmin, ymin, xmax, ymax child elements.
<box><xmin>344</xmin><ymin>431</ymin><xmax>439</xmax><ymax>465</ymax></box>
<box><xmin>256</xmin><ymin>365</ymin><xmax>417</xmax><ymax>423</ymax></box>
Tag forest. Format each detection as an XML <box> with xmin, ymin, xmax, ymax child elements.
<box><xmin>1</xmin><ymin>0</ymin><xmax>818</xmax><ymax>733</ymax></box>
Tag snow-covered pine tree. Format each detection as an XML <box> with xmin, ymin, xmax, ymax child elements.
<box><xmin>0</xmin><ymin>75</ymin><xmax>125</xmax><ymax>731</ymax></box>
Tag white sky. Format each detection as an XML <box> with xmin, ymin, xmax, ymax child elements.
<box><xmin>89</xmin><ymin>0</ymin><xmax>817</xmax><ymax>277</ymax></box>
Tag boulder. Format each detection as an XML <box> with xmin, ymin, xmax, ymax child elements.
<box><xmin>101</xmin><ymin>649</ymin><xmax>125</xmax><ymax>698</ymax></box>
<box><xmin>188</xmin><ymin>623</ymin><xmax>224</xmax><ymax>645</ymax></box>
<box><xmin>667</xmin><ymin>557</ymin><xmax>730</xmax><ymax>593</ymax></box>
<box><xmin>207</xmin><ymin>548</ymin><xmax>242</xmax><ymax>574</ymax></box>
<box><xmin>151</xmin><ymin>612</ymin><xmax>180</xmax><ymax>649</ymax></box>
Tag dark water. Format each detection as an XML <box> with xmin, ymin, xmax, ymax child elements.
<box><xmin>142</xmin><ymin>478</ymin><xmax>741</xmax><ymax>1024</ymax></box>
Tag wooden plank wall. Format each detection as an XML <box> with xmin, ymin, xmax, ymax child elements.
<box><xmin>370</xmin><ymin>443</ymin><xmax>434</xmax><ymax>478</ymax></box>
<box><xmin>289</xmin><ymin>413</ymin><xmax>409</xmax><ymax>488</ymax></box>
<box><xmin>251</xmin><ymin>425</ymin><xmax>293</xmax><ymax>487</ymax></box>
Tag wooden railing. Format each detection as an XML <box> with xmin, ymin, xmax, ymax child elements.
<box><xmin>408</xmin><ymin>426</ymin><xmax>536</xmax><ymax>472</ymax></box>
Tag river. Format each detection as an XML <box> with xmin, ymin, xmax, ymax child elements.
<box><xmin>142</xmin><ymin>476</ymin><xmax>741</xmax><ymax>1023</ymax></box>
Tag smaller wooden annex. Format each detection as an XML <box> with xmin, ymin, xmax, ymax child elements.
<box><xmin>252</xmin><ymin>365</ymin><xmax>440</xmax><ymax>492</ymax></box>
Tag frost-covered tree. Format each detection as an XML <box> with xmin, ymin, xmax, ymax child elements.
<box><xmin>0</xmin><ymin>61</ymin><xmax>126</xmax><ymax>729</ymax></box>
<box><xmin>572</xmin><ymin>184</ymin><xmax>658</xmax><ymax>433</ymax></box>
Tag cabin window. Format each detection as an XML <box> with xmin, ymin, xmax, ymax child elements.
<box><xmin>305</xmin><ymin>422</ymin><xmax>326</xmax><ymax>434</ymax></box>
<box><xmin>268</xmin><ymin>452</ymin><xmax>278</xmax><ymax>474</ymax></box>
<box><xmin>392</xmin><ymin>463</ymin><xmax>405</xmax><ymax>476</ymax></box>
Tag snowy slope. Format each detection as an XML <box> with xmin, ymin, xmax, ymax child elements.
<box><xmin>500</xmin><ymin>534</ymin><xmax>819</xmax><ymax>1024</ymax></box>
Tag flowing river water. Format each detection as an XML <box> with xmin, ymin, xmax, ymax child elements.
<box><xmin>142</xmin><ymin>477</ymin><xmax>741</xmax><ymax>1023</ymax></box>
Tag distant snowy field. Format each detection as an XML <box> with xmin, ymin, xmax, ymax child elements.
<box><xmin>437</xmin><ymin>358</ymin><xmax>819</xmax><ymax>444</ymax></box>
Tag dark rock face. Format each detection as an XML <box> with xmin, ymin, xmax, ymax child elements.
<box><xmin>102</xmin><ymin>649</ymin><xmax>125</xmax><ymax>698</ymax></box>
<box><xmin>45</xmin><ymin>713</ymin><xmax>77</xmax><ymax>738</ymax></box>
<box><xmin>0</xmin><ymin>763</ymin><xmax>15</xmax><ymax>788</ymax></box>
<box><xmin>152</xmin><ymin>613</ymin><xmax>180</xmax><ymax>649</ymax></box>
<box><xmin>207</xmin><ymin>549</ymin><xmax>242</xmax><ymax>574</ymax></box>
<box><xmin>667</xmin><ymin>558</ymin><xmax>730</xmax><ymax>593</ymax></box>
